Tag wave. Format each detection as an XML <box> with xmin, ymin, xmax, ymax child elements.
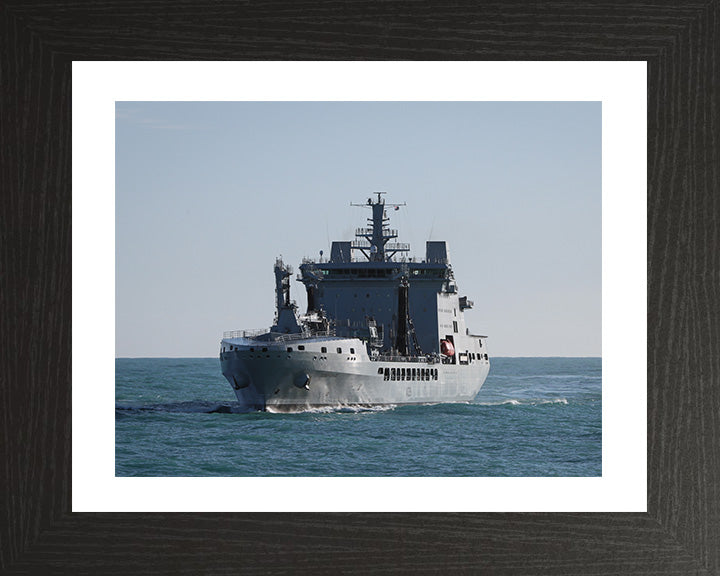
<box><xmin>267</xmin><ymin>404</ymin><xmax>396</xmax><ymax>414</ymax></box>
<box><xmin>491</xmin><ymin>374</ymin><xmax>600</xmax><ymax>381</ymax></box>
<box><xmin>266</xmin><ymin>404</ymin><xmax>397</xmax><ymax>414</ymax></box>
<box><xmin>474</xmin><ymin>398</ymin><xmax>568</xmax><ymax>406</ymax></box>
<box><xmin>116</xmin><ymin>401</ymin><xmax>243</xmax><ymax>414</ymax></box>
<box><xmin>116</xmin><ymin>401</ymin><xmax>399</xmax><ymax>416</ymax></box>
<box><xmin>116</xmin><ymin>398</ymin><xmax>569</xmax><ymax>415</ymax></box>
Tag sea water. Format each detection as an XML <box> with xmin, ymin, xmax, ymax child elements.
<box><xmin>115</xmin><ymin>357</ymin><xmax>601</xmax><ymax>476</ymax></box>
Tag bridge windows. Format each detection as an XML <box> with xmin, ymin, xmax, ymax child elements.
<box><xmin>321</xmin><ymin>346</ymin><xmax>327</xmax><ymax>353</ymax></box>
<box><xmin>337</xmin><ymin>347</ymin><xmax>342</xmax><ymax>354</ymax></box>
<box><xmin>298</xmin><ymin>345</ymin><xmax>305</xmax><ymax>350</ymax></box>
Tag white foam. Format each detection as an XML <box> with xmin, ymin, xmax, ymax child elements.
<box><xmin>474</xmin><ymin>398</ymin><xmax>568</xmax><ymax>406</ymax></box>
<box><xmin>542</xmin><ymin>398</ymin><xmax>569</xmax><ymax>405</ymax></box>
<box><xmin>265</xmin><ymin>404</ymin><xmax>397</xmax><ymax>415</ymax></box>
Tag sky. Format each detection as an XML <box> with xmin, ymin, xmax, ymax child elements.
<box><xmin>116</xmin><ymin>101</ymin><xmax>601</xmax><ymax>357</ymax></box>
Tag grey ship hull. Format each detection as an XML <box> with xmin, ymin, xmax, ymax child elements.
<box><xmin>220</xmin><ymin>194</ymin><xmax>491</xmax><ymax>411</ymax></box>
<box><xmin>220</xmin><ymin>336</ymin><xmax>489</xmax><ymax>412</ymax></box>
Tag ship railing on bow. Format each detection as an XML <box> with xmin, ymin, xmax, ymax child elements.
<box><xmin>222</xmin><ymin>328</ymin><xmax>336</xmax><ymax>341</ymax></box>
<box><xmin>269</xmin><ymin>329</ymin><xmax>336</xmax><ymax>342</ymax></box>
<box><xmin>223</xmin><ymin>328</ymin><xmax>268</xmax><ymax>339</ymax></box>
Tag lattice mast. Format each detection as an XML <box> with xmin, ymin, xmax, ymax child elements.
<box><xmin>350</xmin><ymin>192</ymin><xmax>408</xmax><ymax>262</ymax></box>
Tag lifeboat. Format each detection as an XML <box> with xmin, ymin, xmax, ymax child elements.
<box><xmin>440</xmin><ymin>339</ymin><xmax>455</xmax><ymax>356</ymax></box>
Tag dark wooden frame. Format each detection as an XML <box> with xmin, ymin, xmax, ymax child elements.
<box><xmin>2</xmin><ymin>2</ymin><xmax>718</xmax><ymax>574</ymax></box>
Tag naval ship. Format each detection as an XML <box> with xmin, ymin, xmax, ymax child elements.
<box><xmin>220</xmin><ymin>193</ymin><xmax>489</xmax><ymax>411</ymax></box>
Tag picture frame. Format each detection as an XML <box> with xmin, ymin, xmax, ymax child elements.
<box><xmin>2</xmin><ymin>2</ymin><xmax>717</xmax><ymax>573</ymax></box>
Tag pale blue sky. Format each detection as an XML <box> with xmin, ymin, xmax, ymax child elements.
<box><xmin>116</xmin><ymin>101</ymin><xmax>601</xmax><ymax>357</ymax></box>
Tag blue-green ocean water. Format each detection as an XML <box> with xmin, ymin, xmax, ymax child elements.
<box><xmin>116</xmin><ymin>357</ymin><xmax>601</xmax><ymax>476</ymax></box>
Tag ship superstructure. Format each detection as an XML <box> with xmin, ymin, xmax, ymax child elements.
<box><xmin>220</xmin><ymin>193</ymin><xmax>489</xmax><ymax>411</ymax></box>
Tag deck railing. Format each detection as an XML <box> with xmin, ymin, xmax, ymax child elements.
<box><xmin>270</xmin><ymin>329</ymin><xmax>336</xmax><ymax>342</ymax></box>
<box><xmin>222</xmin><ymin>328</ymin><xmax>268</xmax><ymax>339</ymax></box>
<box><xmin>222</xmin><ymin>328</ymin><xmax>336</xmax><ymax>341</ymax></box>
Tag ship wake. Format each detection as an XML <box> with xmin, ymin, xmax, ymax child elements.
<box><xmin>265</xmin><ymin>404</ymin><xmax>398</xmax><ymax>414</ymax></box>
<box><xmin>116</xmin><ymin>401</ymin><xmax>244</xmax><ymax>415</ymax></box>
<box><xmin>474</xmin><ymin>398</ymin><xmax>568</xmax><ymax>406</ymax></box>
<box><xmin>116</xmin><ymin>401</ymin><xmax>399</xmax><ymax>416</ymax></box>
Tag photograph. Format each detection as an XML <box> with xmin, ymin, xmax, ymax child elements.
<box><xmin>115</xmin><ymin>101</ymin><xmax>601</xmax><ymax>477</ymax></box>
<box><xmin>4</xmin><ymin>3</ymin><xmax>715</xmax><ymax>569</ymax></box>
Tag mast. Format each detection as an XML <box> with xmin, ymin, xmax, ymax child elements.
<box><xmin>350</xmin><ymin>192</ymin><xmax>409</xmax><ymax>262</ymax></box>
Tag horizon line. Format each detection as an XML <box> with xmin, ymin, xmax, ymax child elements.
<box><xmin>115</xmin><ymin>355</ymin><xmax>603</xmax><ymax>360</ymax></box>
